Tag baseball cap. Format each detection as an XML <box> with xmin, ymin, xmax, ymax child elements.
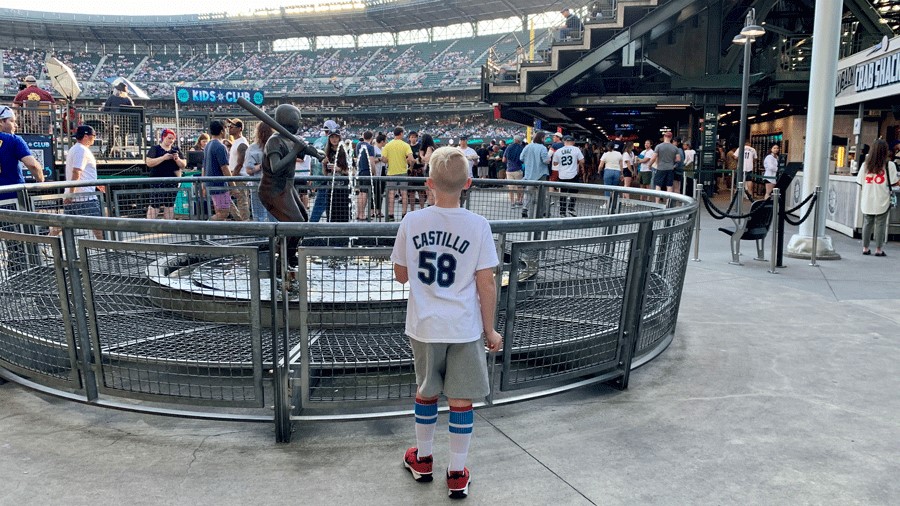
<box><xmin>0</xmin><ymin>106</ymin><xmax>14</xmax><ymax>120</ymax></box>
<box><xmin>23</xmin><ymin>75</ymin><xmax>36</xmax><ymax>84</ymax></box>
<box><xmin>553</xmin><ymin>132</ymin><xmax>563</xmax><ymax>138</ymax></box>
<box><xmin>114</xmin><ymin>82</ymin><xmax>127</xmax><ymax>91</ymax></box>
<box><xmin>459</xmin><ymin>134</ymin><xmax>470</xmax><ymax>140</ymax></box>
<box><xmin>560</xmin><ymin>7</ymin><xmax>570</xmax><ymax>13</ymax></box>
<box><xmin>75</xmin><ymin>125</ymin><xmax>95</xmax><ymax>139</ymax></box>
<box><xmin>563</xmin><ymin>135</ymin><xmax>574</xmax><ymax>141</ymax></box>
<box><xmin>226</xmin><ymin>118</ymin><xmax>244</xmax><ymax>129</ymax></box>
<box><xmin>324</xmin><ymin>120</ymin><xmax>340</xmax><ymax>133</ymax></box>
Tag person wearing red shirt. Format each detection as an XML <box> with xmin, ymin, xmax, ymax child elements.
<box><xmin>13</xmin><ymin>76</ymin><xmax>55</xmax><ymax>104</ymax></box>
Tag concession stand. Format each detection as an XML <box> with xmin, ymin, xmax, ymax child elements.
<box><xmin>781</xmin><ymin>35</ymin><xmax>900</xmax><ymax>237</ymax></box>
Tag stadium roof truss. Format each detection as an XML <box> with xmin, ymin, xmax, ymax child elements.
<box><xmin>0</xmin><ymin>0</ymin><xmax>565</xmax><ymax>47</ymax></box>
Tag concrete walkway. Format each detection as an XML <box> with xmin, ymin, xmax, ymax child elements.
<box><xmin>1</xmin><ymin>207</ymin><xmax>898</xmax><ymax>505</ymax></box>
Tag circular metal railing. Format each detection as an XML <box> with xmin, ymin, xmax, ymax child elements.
<box><xmin>0</xmin><ymin>176</ymin><xmax>696</xmax><ymax>441</ymax></box>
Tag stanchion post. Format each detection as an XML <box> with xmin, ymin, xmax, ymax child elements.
<box><xmin>692</xmin><ymin>183</ymin><xmax>702</xmax><ymax>262</ymax></box>
<box><xmin>768</xmin><ymin>188</ymin><xmax>780</xmax><ymax>273</ymax></box>
<box><xmin>733</xmin><ymin>181</ymin><xmax>745</xmax><ymax>261</ymax></box>
<box><xmin>809</xmin><ymin>186</ymin><xmax>821</xmax><ymax>266</ymax></box>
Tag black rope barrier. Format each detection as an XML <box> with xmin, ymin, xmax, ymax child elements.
<box><xmin>784</xmin><ymin>191</ymin><xmax>816</xmax><ymax>214</ymax></box>
<box><xmin>701</xmin><ymin>192</ymin><xmax>758</xmax><ymax>220</ymax></box>
<box><xmin>783</xmin><ymin>193</ymin><xmax>817</xmax><ymax>226</ymax></box>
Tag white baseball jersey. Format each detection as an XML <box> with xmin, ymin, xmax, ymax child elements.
<box><xmin>552</xmin><ymin>145</ymin><xmax>584</xmax><ymax>180</ymax></box>
<box><xmin>734</xmin><ymin>146</ymin><xmax>757</xmax><ymax>172</ymax></box>
<box><xmin>391</xmin><ymin>206</ymin><xmax>499</xmax><ymax>344</ymax></box>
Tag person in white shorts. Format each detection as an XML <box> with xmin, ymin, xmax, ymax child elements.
<box><xmin>392</xmin><ymin>146</ymin><xmax>502</xmax><ymax>499</ymax></box>
<box><xmin>763</xmin><ymin>144</ymin><xmax>780</xmax><ymax>199</ymax></box>
<box><xmin>732</xmin><ymin>139</ymin><xmax>758</xmax><ymax>195</ymax></box>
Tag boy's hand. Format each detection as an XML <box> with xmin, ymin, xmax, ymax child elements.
<box><xmin>484</xmin><ymin>330</ymin><xmax>502</xmax><ymax>352</ymax></box>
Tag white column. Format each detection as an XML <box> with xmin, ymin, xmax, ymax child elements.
<box><xmin>786</xmin><ymin>3</ymin><xmax>843</xmax><ymax>259</ymax></box>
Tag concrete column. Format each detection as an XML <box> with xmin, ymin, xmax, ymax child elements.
<box><xmin>786</xmin><ymin>3</ymin><xmax>843</xmax><ymax>260</ymax></box>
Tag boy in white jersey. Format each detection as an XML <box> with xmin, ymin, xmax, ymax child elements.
<box><xmin>551</xmin><ymin>135</ymin><xmax>585</xmax><ymax>216</ymax></box>
<box><xmin>391</xmin><ymin>146</ymin><xmax>502</xmax><ymax>499</ymax></box>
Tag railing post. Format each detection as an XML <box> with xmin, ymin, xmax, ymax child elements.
<box><xmin>614</xmin><ymin>220</ymin><xmax>654</xmax><ymax>390</ymax></box>
<box><xmin>272</xmin><ymin>237</ymin><xmax>292</xmax><ymax>443</ymax></box>
<box><xmin>768</xmin><ymin>188</ymin><xmax>780</xmax><ymax>274</ymax></box>
<box><xmin>809</xmin><ymin>185</ymin><xmax>821</xmax><ymax>267</ymax></box>
<box><xmin>61</xmin><ymin>228</ymin><xmax>99</xmax><ymax>401</ymax></box>
<box><xmin>692</xmin><ymin>183</ymin><xmax>702</xmax><ymax>262</ymax></box>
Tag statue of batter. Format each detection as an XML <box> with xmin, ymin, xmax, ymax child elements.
<box><xmin>259</xmin><ymin>104</ymin><xmax>322</xmax><ymax>268</ymax></box>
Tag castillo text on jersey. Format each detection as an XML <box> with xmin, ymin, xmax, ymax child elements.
<box><xmin>412</xmin><ymin>230</ymin><xmax>471</xmax><ymax>254</ymax></box>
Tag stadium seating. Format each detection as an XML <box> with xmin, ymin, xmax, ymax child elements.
<box><xmin>0</xmin><ymin>29</ymin><xmax>550</xmax><ymax>99</ymax></box>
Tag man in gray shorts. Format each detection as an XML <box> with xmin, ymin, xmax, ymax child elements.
<box><xmin>653</xmin><ymin>131</ymin><xmax>681</xmax><ymax>195</ymax></box>
<box><xmin>391</xmin><ymin>146</ymin><xmax>502</xmax><ymax>499</ymax></box>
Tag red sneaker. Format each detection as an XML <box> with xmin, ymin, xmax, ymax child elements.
<box><xmin>446</xmin><ymin>467</ymin><xmax>470</xmax><ymax>499</ymax></box>
<box><xmin>403</xmin><ymin>447</ymin><xmax>433</xmax><ymax>482</ymax></box>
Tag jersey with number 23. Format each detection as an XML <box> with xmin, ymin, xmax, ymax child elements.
<box><xmin>552</xmin><ymin>145</ymin><xmax>584</xmax><ymax>180</ymax></box>
<box><xmin>391</xmin><ymin>206</ymin><xmax>499</xmax><ymax>344</ymax></box>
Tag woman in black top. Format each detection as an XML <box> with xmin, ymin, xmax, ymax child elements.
<box><xmin>145</xmin><ymin>128</ymin><xmax>186</xmax><ymax>219</ymax></box>
<box><xmin>323</xmin><ymin>130</ymin><xmax>351</xmax><ymax>222</ymax></box>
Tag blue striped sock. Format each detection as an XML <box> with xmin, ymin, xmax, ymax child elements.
<box><xmin>414</xmin><ymin>398</ymin><xmax>438</xmax><ymax>458</ymax></box>
<box><xmin>448</xmin><ymin>406</ymin><xmax>474</xmax><ymax>471</ymax></box>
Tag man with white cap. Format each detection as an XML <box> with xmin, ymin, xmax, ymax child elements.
<box><xmin>13</xmin><ymin>76</ymin><xmax>54</xmax><ymax>105</ymax></box>
<box><xmin>0</xmin><ymin>105</ymin><xmax>45</xmax><ymax>273</ymax></box>
<box><xmin>0</xmin><ymin>106</ymin><xmax>46</xmax><ymax>198</ymax></box>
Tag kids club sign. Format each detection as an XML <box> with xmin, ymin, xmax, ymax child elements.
<box><xmin>176</xmin><ymin>86</ymin><xmax>265</xmax><ymax>105</ymax></box>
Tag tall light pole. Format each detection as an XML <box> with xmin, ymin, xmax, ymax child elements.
<box><xmin>732</xmin><ymin>8</ymin><xmax>765</xmax><ymax>212</ymax></box>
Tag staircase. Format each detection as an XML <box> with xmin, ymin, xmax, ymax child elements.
<box><xmin>486</xmin><ymin>0</ymin><xmax>703</xmax><ymax>100</ymax></box>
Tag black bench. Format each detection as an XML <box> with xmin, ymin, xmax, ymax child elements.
<box><xmin>719</xmin><ymin>199</ymin><xmax>774</xmax><ymax>264</ymax></box>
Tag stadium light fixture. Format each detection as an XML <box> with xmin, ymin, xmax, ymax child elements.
<box><xmin>732</xmin><ymin>7</ymin><xmax>765</xmax><ymax>212</ymax></box>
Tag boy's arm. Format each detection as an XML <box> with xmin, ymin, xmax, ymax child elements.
<box><xmin>394</xmin><ymin>263</ymin><xmax>409</xmax><ymax>284</ymax></box>
<box><xmin>475</xmin><ymin>267</ymin><xmax>502</xmax><ymax>352</ymax></box>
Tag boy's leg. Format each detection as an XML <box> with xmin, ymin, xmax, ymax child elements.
<box><xmin>447</xmin><ymin>399</ymin><xmax>474</xmax><ymax>472</ymax></box>
<box><xmin>415</xmin><ymin>395</ymin><xmax>439</xmax><ymax>458</ymax></box>
<box><xmin>447</xmin><ymin>398</ymin><xmax>474</xmax><ymax>498</ymax></box>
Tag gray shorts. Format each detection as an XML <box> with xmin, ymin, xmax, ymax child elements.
<box><xmin>410</xmin><ymin>337</ymin><xmax>490</xmax><ymax>400</ymax></box>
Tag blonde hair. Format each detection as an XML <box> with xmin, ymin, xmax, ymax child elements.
<box><xmin>428</xmin><ymin>146</ymin><xmax>469</xmax><ymax>193</ymax></box>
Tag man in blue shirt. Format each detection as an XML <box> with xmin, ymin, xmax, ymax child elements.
<box><xmin>519</xmin><ymin>131</ymin><xmax>551</xmax><ymax>218</ymax></box>
<box><xmin>0</xmin><ymin>106</ymin><xmax>45</xmax><ymax>201</ymax></box>
<box><xmin>502</xmin><ymin>135</ymin><xmax>525</xmax><ymax>207</ymax></box>
<box><xmin>202</xmin><ymin>120</ymin><xmax>234</xmax><ymax>221</ymax></box>
<box><xmin>0</xmin><ymin>106</ymin><xmax>45</xmax><ymax>275</ymax></box>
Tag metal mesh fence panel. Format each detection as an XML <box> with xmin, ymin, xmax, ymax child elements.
<box><xmin>500</xmin><ymin>233</ymin><xmax>634</xmax><ymax>390</ymax></box>
<box><xmin>12</xmin><ymin>104</ymin><xmax>55</xmax><ymax>136</ymax></box>
<box><xmin>78</xmin><ymin>240</ymin><xmax>265</xmax><ymax>407</ymax></box>
<box><xmin>0</xmin><ymin>230</ymin><xmax>79</xmax><ymax>386</ymax></box>
<box><xmin>293</xmin><ymin>247</ymin><xmax>414</xmax><ymax>404</ymax></box>
<box><xmin>634</xmin><ymin>218</ymin><xmax>694</xmax><ymax>359</ymax></box>
<box><xmin>79</xmin><ymin>110</ymin><xmax>145</xmax><ymax>160</ymax></box>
